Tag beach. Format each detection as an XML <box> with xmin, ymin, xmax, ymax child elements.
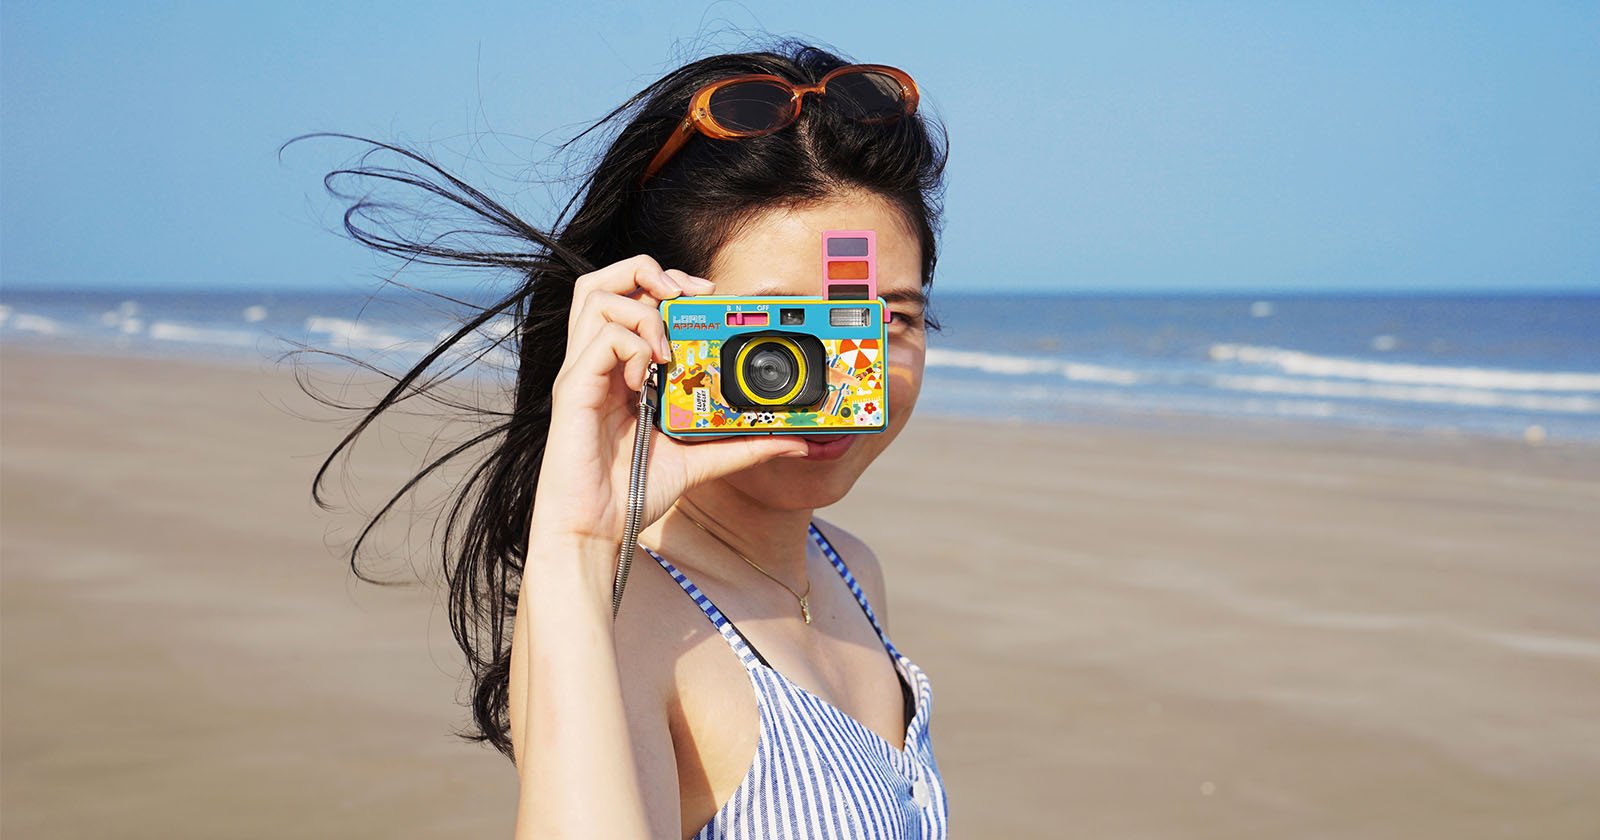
<box><xmin>3</xmin><ymin>343</ymin><xmax>1598</xmax><ymax>838</ymax></box>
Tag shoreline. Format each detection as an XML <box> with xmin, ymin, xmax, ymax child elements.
<box><xmin>5</xmin><ymin>335</ymin><xmax>1596</xmax><ymax>456</ymax></box>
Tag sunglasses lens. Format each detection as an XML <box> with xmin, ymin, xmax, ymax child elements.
<box><xmin>707</xmin><ymin>80</ymin><xmax>795</xmax><ymax>134</ymax></box>
<box><xmin>826</xmin><ymin>71</ymin><xmax>907</xmax><ymax>121</ymax></box>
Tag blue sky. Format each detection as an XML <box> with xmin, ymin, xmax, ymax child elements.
<box><xmin>2</xmin><ymin>1</ymin><xmax>1596</xmax><ymax>293</ymax></box>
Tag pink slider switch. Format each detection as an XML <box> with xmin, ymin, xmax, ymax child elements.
<box><xmin>725</xmin><ymin>312</ymin><xmax>770</xmax><ymax>327</ymax></box>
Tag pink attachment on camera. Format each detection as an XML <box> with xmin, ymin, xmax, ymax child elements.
<box><xmin>821</xmin><ymin>230</ymin><xmax>876</xmax><ymax>301</ymax></box>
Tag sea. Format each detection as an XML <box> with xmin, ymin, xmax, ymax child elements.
<box><xmin>2</xmin><ymin>287</ymin><xmax>1597</xmax><ymax>443</ymax></box>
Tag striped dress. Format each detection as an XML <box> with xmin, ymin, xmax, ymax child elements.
<box><xmin>640</xmin><ymin>523</ymin><xmax>949</xmax><ymax>839</ymax></box>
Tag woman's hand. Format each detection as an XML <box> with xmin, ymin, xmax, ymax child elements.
<box><xmin>525</xmin><ymin>254</ymin><xmax>807</xmax><ymax>567</ymax></box>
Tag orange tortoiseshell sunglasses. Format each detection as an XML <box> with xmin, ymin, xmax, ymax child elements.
<box><xmin>638</xmin><ymin>64</ymin><xmax>920</xmax><ymax>186</ymax></box>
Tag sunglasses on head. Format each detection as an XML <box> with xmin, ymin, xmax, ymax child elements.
<box><xmin>638</xmin><ymin>64</ymin><xmax>920</xmax><ymax>186</ymax></box>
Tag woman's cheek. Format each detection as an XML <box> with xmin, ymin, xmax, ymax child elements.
<box><xmin>885</xmin><ymin>337</ymin><xmax>925</xmax><ymax>417</ymax></box>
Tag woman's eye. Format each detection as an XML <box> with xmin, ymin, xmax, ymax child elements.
<box><xmin>890</xmin><ymin>310</ymin><xmax>925</xmax><ymax>328</ymax></box>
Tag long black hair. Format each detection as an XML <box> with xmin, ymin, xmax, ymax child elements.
<box><xmin>282</xmin><ymin>38</ymin><xmax>948</xmax><ymax>761</ymax></box>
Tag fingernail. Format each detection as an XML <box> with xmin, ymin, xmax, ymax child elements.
<box><xmin>781</xmin><ymin>448</ymin><xmax>808</xmax><ymax>458</ymax></box>
<box><xmin>659</xmin><ymin>335</ymin><xmax>673</xmax><ymax>359</ymax></box>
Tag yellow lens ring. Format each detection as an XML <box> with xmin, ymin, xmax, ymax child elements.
<box><xmin>732</xmin><ymin>336</ymin><xmax>808</xmax><ymax>406</ymax></box>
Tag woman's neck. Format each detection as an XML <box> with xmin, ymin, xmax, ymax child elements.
<box><xmin>645</xmin><ymin>480</ymin><xmax>815</xmax><ymax>586</ymax></box>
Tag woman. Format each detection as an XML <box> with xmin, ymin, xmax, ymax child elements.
<box><xmin>294</xmin><ymin>40</ymin><xmax>949</xmax><ymax>838</ymax></box>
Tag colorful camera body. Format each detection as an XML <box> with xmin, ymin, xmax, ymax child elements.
<box><xmin>655</xmin><ymin>296</ymin><xmax>888</xmax><ymax>439</ymax></box>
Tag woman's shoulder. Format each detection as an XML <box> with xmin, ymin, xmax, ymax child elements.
<box><xmin>811</xmin><ymin>517</ymin><xmax>890</xmax><ymax>630</ymax></box>
<box><xmin>611</xmin><ymin>546</ymin><xmax>715</xmax><ymax>706</ymax></box>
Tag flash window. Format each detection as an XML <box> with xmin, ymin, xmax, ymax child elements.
<box><xmin>780</xmin><ymin>308</ymin><xmax>805</xmax><ymax>326</ymax></box>
<box><xmin>829</xmin><ymin>307</ymin><xmax>871</xmax><ymax>328</ymax></box>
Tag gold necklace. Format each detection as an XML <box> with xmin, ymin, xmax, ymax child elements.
<box><xmin>676</xmin><ymin>505</ymin><xmax>813</xmax><ymax>625</ymax></box>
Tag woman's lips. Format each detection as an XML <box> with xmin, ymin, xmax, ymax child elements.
<box><xmin>799</xmin><ymin>434</ymin><xmax>855</xmax><ymax>461</ymax></box>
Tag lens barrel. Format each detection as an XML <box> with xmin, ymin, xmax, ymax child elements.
<box><xmin>721</xmin><ymin>331</ymin><xmax>826</xmax><ymax>410</ymax></box>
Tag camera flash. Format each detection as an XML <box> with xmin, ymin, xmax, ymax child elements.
<box><xmin>829</xmin><ymin>307</ymin><xmax>871</xmax><ymax>328</ymax></box>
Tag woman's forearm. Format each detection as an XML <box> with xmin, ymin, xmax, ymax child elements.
<box><xmin>511</xmin><ymin>533</ymin><xmax>651</xmax><ymax>838</ymax></box>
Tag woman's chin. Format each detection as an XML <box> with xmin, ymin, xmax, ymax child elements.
<box><xmin>726</xmin><ymin>449</ymin><xmax>869</xmax><ymax>510</ymax></box>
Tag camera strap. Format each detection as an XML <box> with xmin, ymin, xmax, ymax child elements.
<box><xmin>611</xmin><ymin>362</ymin><xmax>659</xmax><ymax>621</ymax></box>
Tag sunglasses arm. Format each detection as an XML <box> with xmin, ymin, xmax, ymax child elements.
<box><xmin>639</xmin><ymin>116</ymin><xmax>699</xmax><ymax>186</ymax></box>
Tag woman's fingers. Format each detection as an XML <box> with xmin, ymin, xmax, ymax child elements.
<box><xmin>555</xmin><ymin>322</ymin><xmax>660</xmax><ymax>404</ymax></box>
<box><xmin>623</xmin><ymin>270</ymin><xmax>715</xmax><ymax>308</ymax></box>
<box><xmin>567</xmin><ymin>257</ymin><xmax>715</xmax><ymax>332</ymax></box>
<box><xmin>567</xmin><ymin>293</ymin><xmax>674</xmax><ymax>367</ymax></box>
<box><xmin>565</xmin><ymin>258</ymin><xmax>715</xmax><ymax>367</ymax></box>
<box><xmin>568</xmin><ymin>255</ymin><xmax>680</xmax><ymax>331</ymax></box>
<box><xmin>664</xmin><ymin>269</ymin><xmax>714</xmax><ymax>295</ymax></box>
<box><xmin>677</xmin><ymin>434</ymin><xmax>809</xmax><ymax>489</ymax></box>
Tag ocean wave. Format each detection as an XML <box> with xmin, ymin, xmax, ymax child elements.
<box><xmin>303</xmin><ymin>316</ymin><xmax>420</xmax><ymax>351</ymax></box>
<box><xmin>0</xmin><ymin>308</ymin><xmax>64</xmax><ymax>335</ymax></box>
<box><xmin>1212</xmin><ymin>374</ymin><xmax>1600</xmax><ymax>414</ymax></box>
<box><xmin>148</xmin><ymin>321</ymin><xmax>259</xmax><ymax>346</ymax></box>
<box><xmin>1210</xmin><ymin>343</ymin><xmax>1600</xmax><ymax>392</ymax></box>
<box><xmin>925</xmin><ymin>348</ymin><xmax>1143</xmax><ymax>385</ymax></box>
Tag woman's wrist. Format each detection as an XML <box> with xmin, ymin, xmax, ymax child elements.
<box><xmin>523</xmin><ymin>525</ymin><xmax>627</xmax><ymax>609</ymax></box>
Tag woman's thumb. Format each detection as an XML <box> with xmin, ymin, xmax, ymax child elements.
<box><xmin>682</xmin><ymin>434</ymin><xmax>809</xmax><ymax>486</ymax></box>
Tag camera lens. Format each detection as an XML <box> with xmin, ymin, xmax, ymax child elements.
<box><xmin>744</xmin><ymin>344</ymin><xmax>797</xmax><ymax>399</ymax></box>
<box><xmin>722</xmin><ymin>333</ymin><xmax>825</xmax><ymax>410</ymax></box>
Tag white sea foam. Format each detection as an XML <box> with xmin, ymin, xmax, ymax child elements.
<box><xmin>1213</xmin><ymin>373</ymin><xmax>1600</xmax><ymax>413</ymax></box>
<box><xmin>926</xmin><ymin>348</ymin><xmax>1143</xmax><ymax>385</ymax></box>
<box><xmin>3</xmin><ymin>311</ymin><xmax>63</xmax><ymax>335</ymax></box>
<box><xmin>148</xmin><ymin>321</ymin><xmax>257</xmax><ymax>346</ymax></box>
<box><xmin>843</xmin><ymin>342</ymin><xmax>1598</xmax><ymax>421</ymax></box>
<box><xmin>1210</xmin><ymin>343</ymin><xmax>1600</xmax><ymax>392</ymax></box>
<box><xmin>304</xmin><ymin>316</ymin><xmax>417</xmax><ymax>351</ymax></box>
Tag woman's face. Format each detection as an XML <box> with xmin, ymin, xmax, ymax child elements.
<box><xmin>701</xmin><ymin>192</ymin><xmax>928</xmax><ymax>509</ymax></box>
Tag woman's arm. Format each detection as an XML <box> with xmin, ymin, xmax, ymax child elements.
<box><xmin>509</xmin><ymin>537</ymin><xmax>677</xmax><ymax>838</ymax></box>
<box><xmin>506</xmin><ymin>257</ymin><xmax>805</xmax><ymax>838</ymax></box>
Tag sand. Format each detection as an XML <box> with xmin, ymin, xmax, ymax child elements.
<box><xmin>3</xmin><ymin>343</ymin><xmax>1598</xmax><ymax>839</ymax></box>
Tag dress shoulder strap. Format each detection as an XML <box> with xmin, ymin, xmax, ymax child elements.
<box><xmin>640</xmin><ymin>545</ymin><xmax>769</xmax><ymax>672</ymax></box>
<box><xmin>807</xmin><ymin>522</ymin><xmax>901</xmax><ymax>658</ymax></box>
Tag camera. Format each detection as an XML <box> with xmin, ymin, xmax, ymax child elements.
<box><xmin>654</xmin><ymin>231</ymin><xmax>888</xmax><ymax>439</ymax></box>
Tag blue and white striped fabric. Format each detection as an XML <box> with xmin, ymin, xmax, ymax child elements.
<box><xmin>640</xmin><ymin>523</ymin><xmax>949</xmax><ymax>839</ymax></box>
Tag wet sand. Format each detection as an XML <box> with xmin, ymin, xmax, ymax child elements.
<box><xmin>3</xmin><ymin>344</ymin><xmax>1598</xmax><ymax>838</ymax></box>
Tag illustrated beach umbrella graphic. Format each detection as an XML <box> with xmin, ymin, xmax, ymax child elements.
<box><xmin>837</xmin><ymin>338</ymin><xmax>880</xmax><ymax>371</ymax></box>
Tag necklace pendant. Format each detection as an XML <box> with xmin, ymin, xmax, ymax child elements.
<box><xmin>799</xmin><ymin>596</ymin><xmax>812</xmax><ymax>625</ymax></box>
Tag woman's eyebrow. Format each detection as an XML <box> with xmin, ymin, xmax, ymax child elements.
<box><xmin>879</xmin><ymin>289</ymin><xmax>927</xmax><ymax>309</ymax></box>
